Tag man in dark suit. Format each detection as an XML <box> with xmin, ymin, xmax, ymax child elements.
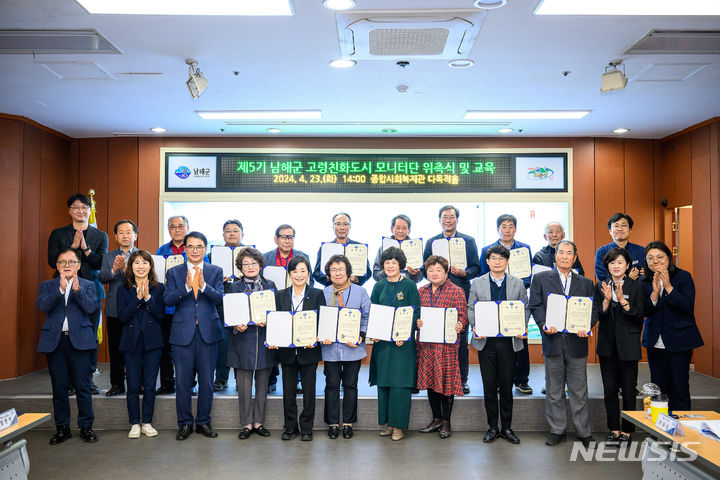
<box><xmin>423</xmin><ymin>205</ymin><xmax>481</xmax><ymax>394</ymax></box>
<box><xmin>164</xmin><ymin>232</ymin><xmax>224</xmax><ymax>441</ymax></box>
<box><xmin>98</xmin><ymin>219</ymin><xmax>138</xmax><ymax>396</ymax></box>
<box><xmin>529</xmin><ymin>240</ymin><xmax>598</xmax><ymax>449</ymax></box>
<box><xmin>37</xmin><ymin>248</ymin><xmax>99</xmax><ymax>445</ymax></box>
<box><xmin>479</xmin><ymin>214</ymin><xmax>534</xmax><ymax>395</ymax></box>
<box><xmin>533</xmin><ymin>221</ymin><xmax>585</xmax><ymax>276</ymax></box>
<box><xmin>263</xmin><ymin>223</ymin><xmax>309</xmax><ymax>393</ymax></box>
<box><xmin>47</xmin><ymin>193</ymin><xmax>109</xmax><ymax>395</ymax></box>
<box><xmin>312</xmin><ymin>212</ymin><xmax>370</xmax><ymax>286</ymax></box>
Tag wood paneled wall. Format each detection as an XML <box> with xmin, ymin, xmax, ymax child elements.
<box><xmin>6</xmin><ymin>113</ymin><xmax>719</xmax><ymax>378</ymax></box>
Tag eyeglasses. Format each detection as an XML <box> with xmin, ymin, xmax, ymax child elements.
<box><xmin>488</xmin><ymin>256</ymin><xmax>506</xmax><ymax>263</ymax></box>
<box><xmin>57</xmin><ymin>260</ymin><xmax>79</xmax><ymax>266</ymax></box>
<box><xmin>169</xmin><ymin>225</ymin><xmax>186</xmax><ymax>231</ymax></box>
<box><xmin>440</xmin><ymin>215</ymin><xmax>457</xmax><ymax>221</ymax></box>
<box><xmin>646</xmin><ymin>254</ymin><xmax>667</xmax><ymax>263</ymax></box>
<box><xmin>69</xmin><ymin>206</ymin><xmax>89</xmax><ymax>211</ymax></box>
<box><xmin>277</xmin><ymin>235</ymin><xmax>294</xmax><ymax>240</ymax></box>
<box><xmin>241</xmin><ymin>262</ymin><xmax>259</xmax><ymax>268</ymax></box>
<box><xmin>185</xmin><ymin>245</ymin><xmax>205</xmax><ymax>252</ymax></box>
<box><xmin>333</xmin><ymin>222</ymin><xmax>350</xmax><ymax>227</ymax></box>
<box><xmin>330</xmin><ymin>268</ymin><xmax>346</xmax><ymax>273</ymax></box>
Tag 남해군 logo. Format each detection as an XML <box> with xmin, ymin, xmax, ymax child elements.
<box><xmin>174</xmin><ymin>166</ymin><xmax>191</xmax><ymax>179</ymax></box>
<box><xmin>526</xmin><ymin>166</ymin><xmax>554</xmax><ymax>181</ymax></box>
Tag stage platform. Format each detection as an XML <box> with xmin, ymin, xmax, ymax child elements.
<box><xmin>2</xmin><ymin>363</ymin><xmax>718</xmax><ymax>433</ymax></box>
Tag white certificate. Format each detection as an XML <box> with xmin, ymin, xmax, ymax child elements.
<box><xmin>318</xmin><ymin>305</ymin><xmax>339</xmax><ymax>343</ymax></box>
<box><xmin>367</xmin><ymin>304</ymin><xmax>395</xmax><ymax>342</ymax></box>
<box><xmin>545</xmin><ymin>293</ymin><xmax>568</xmax><ymax>332</ymax></box>
<box><xmin>400</xmin><ymin>239</ymin><xmax>424</xmax><ymax>270</ymax></box>
<box><xmin>211</xmin><ymin>246</ymin><xmax>235</xmax><ymax>279</ymax></box>
<box><xmin>473</xmin><ymin>301</ymin><xmax>499</xmax><ymax>338</ymax></box>
<box><xmin>151</xmin><ymin>255</ymin><xmax>166</xmax><ymax>283</ymax></box>
<box><xmin>508</xmin><ymin>247</ymin><xmax>532</xmax><ymax>279</ymax></box>
<box><xmin>249</xmin><ymin>290</ymin><xmax>276</xmax><ymax>325</ymax></box>
<box><xmin>222</xmin><ymin>292</ymin><xmax>251</xmax><ymax>327</ymax></box>
<box><xmin>499</xmin><ymin>300</ymin><xmax>526</xmax><ymax>337</ymax></box>
<box><xmin>431</xmin><ymin>238</ymin><xmax>450</xmax><ymax>262</ymax></box>
<box><xmin>565</xmin><ymin>296</ymin><xmax>592</xmax><ymax>334</ymax></box>
<box><xmin>444</xmin><ymin>307</ymin><xmax>459</xmax><ymax>344</ymax></box>
<box><xmin>448</xmin><ymin>238</ymin><xmax>467</xmax><ymax>270</ymax></box>
<box><xmin>165</xmin><ymin>254</ymin><xmax>185</xmax><ymax>272</ymax></box>
<box><xmin>292</xmin><ymin>311</ymin><xmax>317</xmax><ymax>347</ymax></box>
<box><xmin>391</xmin><ymin>306</ymin><xmax>414</xmax><ymax>342</ymax></box>
<box><xmin>263</xmin><ymin>266</ymin><xmax>288</xmax><ymax>290</ymax></box>
<box><xmin>382</xmin><ymin>237</ymin><xmax>400</xmax><ymax>251</ymax></box>
<box><xmin>345</xmin><ymin>244</ymin><xmax>368</xmax><ymax>277</ymax></box>
<box><xmin>532</xmin><ymin>264</ymin><xmax>553</xmax><ymax>276</ymax></box>
<box><xmin>320</xmin><ymin>243</ymin><xmax>345</xmax><ymax>272</ymax></box>
<box><xmin>418</xmin><ymin>306</ymin><xmax>446</xmax><ymax>344</ymax></box>
<box><xmin>337</xmin><ymin>308</ymin><xmax>361</xmax><ymax>344</ymax></box>
<box><xmin>265</xmin><ymin>311</ymin><xmax>293</xmax><ymax>348</ymax></box>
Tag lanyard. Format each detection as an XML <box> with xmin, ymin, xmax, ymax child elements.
<box><xmin>492</xmin><ymin>277</ymin><xmax>506</xmax><ymax>302</ymax></box>
<box><xmin>430</xmin><ymin>282</ymin><xmax>445</xmax><ymax>308</ymax></box>
<box><xmin>560</xmin><ymin>272</ymin><xmax>570</xmax><ymax>295</ymax></box>
<box><xmin>290</xmin><ymin>286</ymin><xmax>311</xmax><ymax>314</ymax></box>
<box><xmin>386</xmin><ymin>280</ymin><xmax>400</xmax><ymax>307</ymax></box>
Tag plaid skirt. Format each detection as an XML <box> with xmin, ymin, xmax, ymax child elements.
<box><xmin>416</xmin><ymin>341</ymin><xmax>463</xmax><ymax>396</ymax></box>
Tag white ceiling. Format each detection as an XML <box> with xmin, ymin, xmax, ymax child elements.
<box><xmin>0</xmin><ymin>0</ymin><xmax>719</xmax><ymax>138</ymax></box>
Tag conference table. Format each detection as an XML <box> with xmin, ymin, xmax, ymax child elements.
<box><xmin>0</xmin><ymin>412</ymin><xmax>50</xmax><ymax>480</ymax></box>
<box><xmin>622</xmin><ymin>410</ymin><xmax>720</xmax><ymax>480</ymax></box>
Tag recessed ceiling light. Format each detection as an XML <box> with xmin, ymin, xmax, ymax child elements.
<box><xmin>197</xmin><ymin>110</ymin><xmax>322</xmax><ymax>120</ymax></box>
<box><xmin>474</xmin><ymin>0</ymin><xmax>507</xmax><ymax>9</ymax></box>
<box><xmin>75</xmin><ymin>0</ymin><xmax>294</xmax><ymax>15</ymax></box>
<box><xmin>322</xmin><ymin>0</ymin><xmax>356</xmax><ymax>11</ymax></box>
<box><xmin>613</xmin><ymin>128</ymin><xmax>630</xmax><ymax>134</ymax></box>
<box><xmin>464</xmin><ymin>110</ymin><xmax>591</xmax><ymax>120</ymax></box>
<box><xmin>382</xmin><ymin>128</ymin><xmax>398</xmax><ymax>133</ymax></box>
<box><xmin>448</xmin><ymin>59</ymin><xmax>475</xmax><ymax>68</ymax></box>
<box><xmin>329</xmin><ymin>59</ymin><xmax>356</xmax><ymax>69</ymax></box>
<box><xmin>534</xmin><ymin>0</ymin><xmax>720</xmax><ymax>15</ymax></box>
<box><xmin>266</xmin><ymin>128</ymin><xmax>283</xmax><ymax>133</ymax></box>
<box><xmin>498</xmin><ymin>128</ymin><xmax>514</xmax><ymax>134</ymax></box>
<box><xmin>150</xmin><ymin>127</ymin><xmax>166</xmax><ymax>133</ymax></box>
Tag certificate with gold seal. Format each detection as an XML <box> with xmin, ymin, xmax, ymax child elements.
<box><xmin>390</xmin><ymin>306</ymin><xmax>414</xmax><ymax>342</ymax></box>
<box><xmin>565</xmin><ymin>296</ymin><xmax>592</xmax><ymax>334</ymax></box>
<box><xmin>336</xmin><ymin>308</ymin><xmax>362</xmax><ymax>344</ymax></box>
<box><xmin>448</xmin><ymin>237</ymin><xmax>467</xmax><ymax>270</ymax></box>
<box><xmin>444</xmin><ymin>307</ymin><xmax>459</xmax><ymax>344</ymax></box>
<box><xmin>292</xmin><ymin>310</ymin><xmax>317</xmax><ymax>347</ymax></box>
<box><xmin>344</xmin><ymin>244</ymin><xmax>368</xmax><ymax>277</ymax></box>
<box><xmin>508</xmin><ymin>247</ymin><xmax>532</xmax><ymax>279</ymax></box>
<box><xmin>400</xmin><ymin>239</ymin><xmax>424</xmax><ymax>270</ymax></box>
<box><xmin>249</xmin><ymin>290</ymin><xmax>276</xmax><ymax>325</ymax></box>
<box><xmin>499</xmin><ymin>300</ymin><xmax>526</xmax><ymax>337</ymax></box>
<box><xmin>165</xmin><ymin>254</ymin><xmax>185</xmax><ymax>272</ymax></box>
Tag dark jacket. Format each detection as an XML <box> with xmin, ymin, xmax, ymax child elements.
<box><xmin>274</xmin><ymin>286</ymin><xmax>326</xmax><ymax>365</ymax></box>
<box><xmin>48</xmin><ymin>224</ymin><xmax>109</xmax><ymax>300</ymax></box>
<box><xmin>117</xmin><ymin>284</ymin><xmax>166</xmax><ymax>353</ymax></box>
<box><xmin>593</xmin><ymin>276</ymin><xmax>645</xmax><ymax>361</ymax></box>
<box><xmin>533</xmin><ymin>244</ymin><xmax>585</xmax><ymax>277</ymax></box>
<box><xmin>226</xmin><ymin>277</ymin><xmax>279</xmax><ymax>370</ymax></box>
<box><xmin>423</xmin><ymin>231</ymin><xmax>482</xmax><ymax>298</ymax></box>
<box><xmin>37</xmin><ymin>277</ymin><xmax>98</xmax><ymax>353</ymax></box>
<box><xmin>529</xmin><ymin>269</ymin><xmax>598</xmax><ymax>358</ymax></box>
<box><xmin>641</xmin><ymin>268</ymin><xmax>704</xmax><ymax>352</ymax></box>
<box><xmin>99</xmin><ymin>247</ymin><xmax>138</xmax><ymax>317</ymax></box>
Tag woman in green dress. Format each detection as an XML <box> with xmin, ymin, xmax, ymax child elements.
<box><xmin>369</xmin><ymin>247</ymin><xmax>421</xmax><ymax>441</ymax></box>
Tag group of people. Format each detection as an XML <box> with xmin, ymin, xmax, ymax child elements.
<box><xmin>38</xmin><ymin>195</ymin><xmax>704</xmax><ymax>449</ymax></box>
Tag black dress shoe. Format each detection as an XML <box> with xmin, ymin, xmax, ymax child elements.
<box><xmin>577</xmin><ymin>436</ymin><xmax>596</xmax><ymax>449</ymax></box>
<box><xmin>213</xmin><ymin>380</ymin><xmax>228</xmax><ymax>392</ymax></box>
<box><xmin>105</xmin><ymin>385</ymin><xmax>125</xmax><ymax>397</ymax></box>
<box><xmin>515</xmin><ymin>383</ymin><xmax>533</xmax><ymax>394</ymax></box>
<box><xmin>500</xmin><ymin>428</ymin><xmax>520</xmax><ymax>444</ymax></box>
<box><xmin>156</xmin><ymin>385</ymin><xmax>175</xmax><ymax>395</ymax></box>
<box><xmin>79</xmin><ymin>427</ymin><xmax>97</xmax><ymax>443</ymax></box>
<box><xmin>281</xmin><ymin>429</ymin><xmax>299</xmax><ymax>440</ymax></box>
<box><xmin>605</xmin><ymin>432</ymin><xmax>620</xmax><ymax>447</ymax></box>
<box><xmin>90</xmin><ymin>383</ymin><xmax>100</xmax><ymax>395</ymax></box>
<box><xmin>439</xmin><ymin>420</ymin><xmax>452</xmax><ymax>439</ymax></box>
<box><xmin>545</xmin><ymin>433</ymin><xmax>566</xmax><ymax>446</ymax></box>
<box><xmin>254</xmin><ymin>425</ymin><xmax>270</xmax><ymax>437</ymax></box>
<box><xmin>419</xmin><ymin>419</ymin><xmax>442</xmax><ymax>433</ymax></box>
<box><xmin>238</xmin><ymin>427</ymin><xmax>252</xmax><ymax>439</ymax></box>
<box><xmin>342</xmin><ymin>425</ymin><xmax>353</xmax><ymax>439</ymax></box>
<box><xmin>49</xmin><ymin>426</ymin><xmax>71</xmax><ymax>445</ymax></box>
<box><xmin>176</xmin><ymin>424</ymin><xmax>193</xmax><ymax>441</ymax></box>
<box><xmin>462</xmin><ymin>382</ymin><xmax>470</xmax><ymax>395</ymax></box>
<box><xmin>328</xmin><ymin>426</ymin><xmax>339</xmax><ymax>439</ymax></box>
<box><xmin>483</xmin><ymin>428</ymin><xmax>499</xmax><ymax>443</ymax></box>
<box><xmin>301</xmin><ymin>432</ymin><xmax>313</xmax><ymax>441</ymax></box>
<box><xmin>196</xmin><ymin>423</ymin><xmax>218</xmax><ymax>438</ymax></box>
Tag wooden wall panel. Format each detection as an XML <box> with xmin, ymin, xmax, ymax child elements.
<box><xmin>712</xmin><ymin>122</ymin><xmax>720</xmax><ymax>377</ymax></box>
<box><xmin>675</xmin><ymin>135</ymin><xmax>693</xmax><ymax>207</ymax></box>
<box><xmin>0</xmin><ymin>119</ymin><xmax>23</xmax><ymax>379</ymax></box>
<box><xmin>624</xmin><ymin>139</ymin><xmax>655</xmax><ymax>246</ymax></box>
<box><xmin>594</xmin><ymin>139</ymin><xmax>625</xmax><ymax>262</ymax></box>
<box><xmin>138</xmin><ymin>137</ymin><xmax>162</xmax><ymax>251</ymax></box>
<box><xmin>107</xmin><ymin>137</ymin><xmax>139</xmax><ymax>249</ymax></box>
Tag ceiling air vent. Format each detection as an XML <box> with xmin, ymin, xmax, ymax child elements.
<box><xmin>0</xmin><ymin>29</ymin><xmax>121</xmax><ymax>54</ymax></box>
<box><xmin>626</xmin><ymin>30</ymin><xmax>720</xmax><ymax>55</ymax></box>
<box><xmin>336</xmin><ymin>10</ymin><xmax>487</xmax><ymax>60</ymax></box>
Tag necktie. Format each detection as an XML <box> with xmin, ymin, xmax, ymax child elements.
<box><xmin>193</xmin><ymin>266</ymin><xmax>199</xmax><ymax>298</ymax></box>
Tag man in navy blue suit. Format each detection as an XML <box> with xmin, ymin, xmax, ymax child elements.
<box><xmin>37</xmin><ymin>248</ymin><xmax>99</xmax><ymax>445</ymax></box>
<box><xmin>163</xmin><ymin>232</ymin><xmax>224</xmax><ymax>441</ymax></box>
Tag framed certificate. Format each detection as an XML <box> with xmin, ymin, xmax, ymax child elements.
<box><xmin>472</xmin><ymin>301</ymin><xmax>500</xmax><ymax>338</ymax></box>
<box><xmin>419</xmin><ymin>306</ymin><xmax>458</xmax><ymax>344</ymax></box>
<box><xmin>544</xmin><ymin>294</ymin><xmax>593</xmax><ymax>334</ymax></box>
<box><xmin>317</xmin><ymin>306</ymin><xmax>362</xmax><ymax>344</ymax></box>
<box><xmin>367</xmin><ymin>304</ymin><xmax>415</xmax><ymax>342</ymax></box>
<box><xmin>265</xmin><ymin>311</ymin><xmax>293</xmax><ymax>348</ymax></box>
<box><xmin>249</xmin><ymin>290</ymin><xmax>276</xmax><ymax>325</ymax></box>
<box><xmin>498</xmin><ymin>300</ymin><xmax>526</xmax><ymax>337</ymax></box>
<box><xmin>431</xmin><ymin>238</ymin><xmax>467</xmax><ymax>270</ymax></box>
<box><xmin>443</xmin><ymin>307</ymin><xmax>459</xmax><ymax>344</ymax></box>
<box><xmin>508</xmin><ymin>247</ymin><xmax>532</xmax><ymax>279</ymax></box>
<box><xmin>344</xmin><ymin>244</ymin><xmax>368</xmax><ymax>276</ymax></box>
<box><xmin>165</xmin><ymin>254</ymin><xmax>185</xmax><ymax>272</ymax></box>
<box><xmin>382</xmin><ymin>237</ymin><xmax>424</xmax><ymax>270</ymax></box>
<box><xmin>222</xmin><ymin>292</ymin><xmax>252</xmax><ymax>327</ymax></box>
<box><xmin>391</xmin><ymin>306</ymin><xmax>414</xmax><ymax>342</ymax></box>
<box><xmin>292</xmin><ymin>310</ymin><xmax>317</xmax><ymax>347</ymax></box>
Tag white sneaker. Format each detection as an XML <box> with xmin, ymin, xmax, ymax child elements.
<box><xmin>141</xmin><ymin>423</ymin><xmax>158</xmax><ymax>437</ymax></box>
<box><xmin>129</xmin><ymin>424</ymin><xmax>141</xmax><ymax>439</ymax></box>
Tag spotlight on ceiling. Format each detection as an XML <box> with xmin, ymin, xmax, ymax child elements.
<box><xmin>601</xmin><ymin>60</ymin><xmax>627</xmax><ymax>93</ymax></box>
<box><xmin>613</xmin><ymin>128</ymin><xmax>630</xmax><ymax>134</ymax></box>
<box><xmin>323</xmin><ymin>0</ymin><xmax>356</xmax><ymax>10</ymax></box>
<box><xmin>186</xmin><ymin>59</ymin><xmax>208</xmax><ymax>99</ymax></box>
<box><xmin>474</xmin><ymin>0</ymin><xmax>507</xmax><ymax>9</ymax></box>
